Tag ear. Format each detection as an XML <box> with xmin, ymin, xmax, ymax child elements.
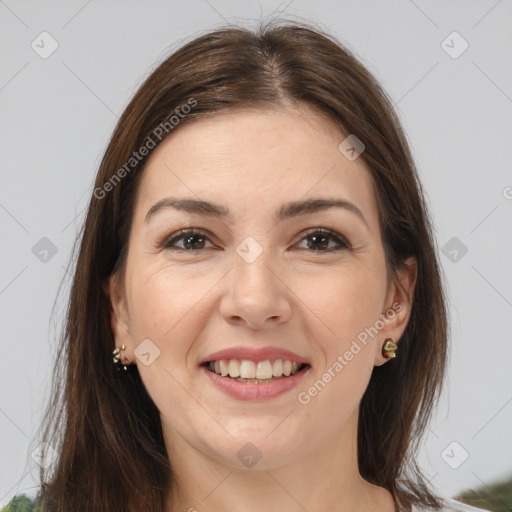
<box><xmin>374</xmin><ymin>256</ymin><xmax>417</xmax><ymax>366</ymax></box>
<box><xmin>103</xmin><ymin>272</ymin><xmax>133</xmax><ymax>361</ymax></box>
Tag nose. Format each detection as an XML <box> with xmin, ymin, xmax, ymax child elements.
<box><xmin>219</xmin><ymin>246</ymin><xmax>293</xmax><ymax>330</ymax></box>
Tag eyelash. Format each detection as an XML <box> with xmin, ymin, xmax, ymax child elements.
<box><xmin>159</xmin><ymin>228</ymin><xmax>351</xmax><ymax>253</ymax></box>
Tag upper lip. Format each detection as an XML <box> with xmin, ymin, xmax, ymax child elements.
<box><xmin>200</xmin><ymin>346</ymin><xmax>311</xmax><ymax>365</ymax></box>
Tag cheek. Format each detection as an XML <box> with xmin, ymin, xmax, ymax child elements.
<box><xmin>297</xmin><ymin>331</ymin><xmax>375</xmax><ymax>430</ymax></box>
<box><xmin>128</xmin><ymin>268</ymin><xmax>204</xmax><ymax>335</ymax></box>
<box><xmin>298</xmin><ymin>265</ymin><xmax>383</xmax><ymax>409</ymax></box>
<box><xmin>125</xmin><ymin>271</ymin><xmax>205</xmax><ymax>378</ymax></box>
<box><xmin>301</xmin><ymin>265</ymin><xmax>385</xmax><ymax>345</ymax></box>
<box><xmin>126</xmin><ymin>272</ymin><xmax>204</xmax><ymax>423</ymax></box>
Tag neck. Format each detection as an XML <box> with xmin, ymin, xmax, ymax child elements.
<box><xmin>162</xmin><ymin>410</ymin><xmax>396</xmax><ymax>512</ymax></box>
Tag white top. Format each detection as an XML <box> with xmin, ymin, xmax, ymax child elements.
<box><xmin>411</xmin><ymin>497</ymin><xmax>491</xmax><ymax>512</ymax></box>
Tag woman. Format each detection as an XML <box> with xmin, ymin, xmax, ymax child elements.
<box><xmin>3</xmin><ymin>19</ymin><xmax>490</xmax><ymax>512</ymax></box>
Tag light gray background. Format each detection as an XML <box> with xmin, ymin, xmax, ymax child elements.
<box><xmin>1</xmin><ymin>0</ymin><xmax>511</xmax><ymax>507</ymax></box>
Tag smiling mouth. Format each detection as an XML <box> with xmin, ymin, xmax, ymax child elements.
<box><xmin>201</xmin><ymin>359</ymin><xmax>310</xmax><ymax>384</ymax></box>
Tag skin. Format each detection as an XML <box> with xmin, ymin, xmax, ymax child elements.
<box><xmin>105</xmin><ymin>103</ymin><xmax>417</xmax><ymax>512</ymax></box>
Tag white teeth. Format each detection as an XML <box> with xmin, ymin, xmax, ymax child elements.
<box><xmin>272</xmin><ymin>359</ymin><xmax>283</xmax><ymax>377</ymax></box>
<box><xmin>207</xmin><ymin>358</ymin><xmax>305</xmax><ymax>379</ymax></box>
<box><xmin>239</xmin><ymin>360</ymin><xmax>256</xmax><ymax>379</ymax></box>
<box><xmin>233</xmin><ymin>377</ymin><xmax>273</xmax><ymax>383</ymax></box>
<box><xmin>219</xmin><ymin>359</ymin><xmax>229</xmax><ymax>376</ymax></box>
<box><xmin>228</xmin><ymin>359</ymin><xmax>240</xmax><ymax>378</ymax></box>
<box><xmin>256</xmin><ymin>360</ymin><xmax>273</xmax><ymax>379</ymax></box>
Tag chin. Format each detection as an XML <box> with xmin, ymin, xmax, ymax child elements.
<box><xmin>203</xmin><ymin>432</ymin><xmax>307</xmax><ymax>471</ymax></box>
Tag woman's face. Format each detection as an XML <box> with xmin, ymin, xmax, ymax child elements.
<box><xmin>106</xmin><ymin>105</ymin><xmax>416</xmax><ymax>470</ymax></box>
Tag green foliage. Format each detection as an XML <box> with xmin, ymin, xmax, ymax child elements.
<box><xmin>0</xmin><ymin>493</ymin><xmax>42</xmax><ymax>512</ymax></box>
<box><xmin>454</xmin><ymin>474</ymin><xmax>512</xmax><ymax>512</ymax></box>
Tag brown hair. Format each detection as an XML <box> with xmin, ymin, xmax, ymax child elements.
<box><xmin>36</xmin><ymin>18</ymin><xmax>449</xmax><ymax>512</ymax></box>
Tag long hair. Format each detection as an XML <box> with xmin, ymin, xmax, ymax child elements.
<box><xmin>36</xmin><ymin>18</ymin><xmax>449</xmax><ymax>512</ymax></box>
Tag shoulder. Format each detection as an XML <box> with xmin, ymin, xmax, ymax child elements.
<box><xmin>1</xmin><ymin>493</ymin><xmax>42</xmax><ymax>511</ymax></box>
<box><xmin>411</xmin><ymin>497</ymin><xmax>492</xmax><ymax>512</ymax></box>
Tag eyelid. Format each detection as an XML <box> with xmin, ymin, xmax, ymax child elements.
<box><xmin>158</xmin><ymin>227</ymin><xmax>351</xmax><ymax>252</ymax></box>
<box><xmin>294</xmin><ymin>227</ymin><xmax>351</xmax><ymax>250</ymax></box>
<box><xmin>156</xmin><ymin>228</ymin><xmax>217</xmax><ymax>251</ymax></box>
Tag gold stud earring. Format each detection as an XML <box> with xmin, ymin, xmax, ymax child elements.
<box><xmin>113</xmin><ymin>344</ymin><xmax>129</xmax><ymax>371</ymax></box>
<box><xmin>382</xmin><ymin>338</ymin><xmax>398</xmax><ymax>359</ymax></box>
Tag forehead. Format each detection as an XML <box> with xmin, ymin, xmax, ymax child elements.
<box><xmin>134</xmin><ymin>106</ymin><xmax>378</xmax><ymax>227</ymax></box>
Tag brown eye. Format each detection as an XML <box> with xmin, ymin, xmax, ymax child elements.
<box><xmin>297</xmin><ymin>228</ymin><xmax>351</xmax><ymax>252</ymax></box>
<box><xmin>162</xmin><ymin>229</ymin><xmax>214</xmax><ymax>251</ymax></box>
<box><xmin>160</xmin><ymin>227</ymin><xmax>350</xmax><ymax>253</ymax></box>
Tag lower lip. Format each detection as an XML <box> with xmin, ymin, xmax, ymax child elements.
<box><xmin>200</xmin><ymin>365</ymin><xmax>310</xmax><ymax>401</ymax></box>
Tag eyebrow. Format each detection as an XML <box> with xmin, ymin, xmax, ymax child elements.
<box><xmin>144</xmin><ymin>196</ymin><xmax>369</xmax><ymax>229</ymax></box>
